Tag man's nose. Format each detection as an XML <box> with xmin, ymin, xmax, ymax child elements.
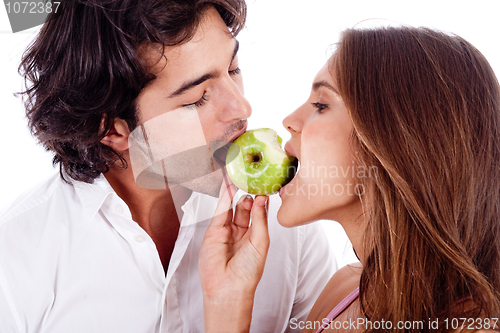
<box><xmin>218</xmin><ymin>78</ymin><xmax>252</xmax><ymax>122</ymax></box>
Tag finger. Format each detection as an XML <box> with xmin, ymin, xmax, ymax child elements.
<box><xmin>249</xmin><ymin>196</ymin><xmax>270</xmax><ymax>252</ymax></box>
<box><xmin>210</xmin><ymin>180</ymin><xmax>238</xmax><ymax>228</ymax></box>
<box><xmin>233</xmin><ymin>194</ymin><xmax>253</xmax><ymax>229</ymax></box>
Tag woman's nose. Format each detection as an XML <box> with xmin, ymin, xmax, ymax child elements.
<box><xmin>283</xmin><ymin>107</ymin><xmax>303</xmax><ymax>134</ymax></box>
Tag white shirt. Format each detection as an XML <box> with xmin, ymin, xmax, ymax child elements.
<box><xmin>0</xmin><ymin>173</ymin><xmax>336</xmax><ymax>333</ymax></box>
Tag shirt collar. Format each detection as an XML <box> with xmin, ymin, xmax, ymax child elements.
<box><xmin>72</xmin><ymin>174</ymin><xmax>217</xmax><ymax>226</ymax></box>
<box><xmin>73</xmin><ymin>175</ymin><xmax>116</xmax><ymax>221</ymax></box>
<box><xmin>179</xmin><ymin>191</ymin><xmax>218</xmax><ymax>227</ymax></box>
<box><xmin>180</xmin><ymin>190</ymin><xmax>246</xmax><ymax>227</ymax></box>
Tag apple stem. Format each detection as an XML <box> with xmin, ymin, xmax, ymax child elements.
<box><xmin>245</xmin><ymin>152</ymin><xmax>263</xmax><ymax>164</ymax></box>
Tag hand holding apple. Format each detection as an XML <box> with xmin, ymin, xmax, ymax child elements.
<box><xmin>199</xmin><ymin>181</ymin><xmax>270</xmax><ymax>332</ymax></box>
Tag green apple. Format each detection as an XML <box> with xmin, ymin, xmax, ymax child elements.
<box><xmin>225</xmin><ymin>128</ymin><xmax>298</xmax><ymax>195</ymax></box>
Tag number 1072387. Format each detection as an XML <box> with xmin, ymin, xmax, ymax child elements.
<box><xmin>5</xmin><ymin>1</ymin><xmax>60</xmax><ymax>14</ymax></box>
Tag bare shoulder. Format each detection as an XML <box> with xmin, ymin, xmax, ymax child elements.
<box><xmin>323</xmin><ymin>261</ymin><xmax>363</xmax><ymax>293</ymax></box>
<box><xmin>306</xmin><ymin>262</ymin><xmax>362</xmax><ymax>325</ymax></box>
<box><xmin>329</xmin><ymin>262</ymin><xmax>363</xmax><ymax>283</ymax></box>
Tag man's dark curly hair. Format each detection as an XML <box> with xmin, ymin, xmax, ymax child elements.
<box><xmin>19</xmin><ymin>0</ymin><xmax>246</xmax><ymax>183</ymax></box>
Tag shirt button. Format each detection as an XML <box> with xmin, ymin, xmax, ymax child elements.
<box><xmin>115</xmin><ymin>205</ymin><xmax>124</xmax><ymax>214</ymax></box>
<box><xmin>135</xmin><ymin>235</ymin><xmax>146</xmax><ymax>243</ymax></box>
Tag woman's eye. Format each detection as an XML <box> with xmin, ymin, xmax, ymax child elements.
<box><xmin>183</xmin><ymin>93</ymin><xmax>208</xmax><ymax>109</ymax></box>
<box><xmin>229</xmin><ymin>67</ymin><xmax>241</xmax><ymax>76</ymax></box>
<box><xmin>312</xmin><ymin>102</ymin><xmax>328</xmax><ymax>113</ymax></box>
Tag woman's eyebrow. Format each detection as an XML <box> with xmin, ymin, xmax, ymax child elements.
<box><xmin>312</xmin><ymin>80</ymin><xmax>340</xmax><ymax>95</ymax></box>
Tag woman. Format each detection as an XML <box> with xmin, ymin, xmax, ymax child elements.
<box><xmin>199</xmin><ymin>26</ymin><xmax>500</xmax><ymax>332</ymax></box>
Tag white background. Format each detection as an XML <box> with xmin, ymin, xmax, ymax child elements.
<box><xmin>1</xmin><ymin>0</ymin><xmax>499</xmax><ymax>267</ymax></box>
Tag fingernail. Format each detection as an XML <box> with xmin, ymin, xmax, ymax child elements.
<box><xmin>258</xmin><ymin>197</ymin><xmax>268</xmax><ymax>207</ymax></box>
<box><xmin>245</xmin><ymin>194</ymin><xmax>253</xmax><ymax>201</ymax></box>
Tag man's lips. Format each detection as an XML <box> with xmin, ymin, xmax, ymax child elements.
<box><xmin>230</xmin><ymin>125</ymin><xmax>248</xmax><ymax>143</ymax></box>
<box><xmin>213</xmin><ymin>125</ymin><xmax>248</xmax><ymax>166</ymax></box>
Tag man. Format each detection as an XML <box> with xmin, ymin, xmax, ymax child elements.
<box><xmin>0</xmin><ymin>1</ymin><xmax>335</xmax><ymax>332</ymax></box>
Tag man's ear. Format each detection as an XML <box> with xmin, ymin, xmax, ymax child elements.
<box><xmin>100</xmin><ymin>118</ymin><xmax>131</xmax><ymax>151</ymax></box>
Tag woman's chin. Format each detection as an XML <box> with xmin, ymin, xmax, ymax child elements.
<box><xmin>277</xmin><ymin>202</ymin><xmax>312</xmax><ymax>228</ymax></box>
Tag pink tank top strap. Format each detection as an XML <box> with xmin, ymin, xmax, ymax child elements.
<box><xmin>314</xmin><ymin>287</ymin><xmax>360</xmax><ymax>333</ymax></box>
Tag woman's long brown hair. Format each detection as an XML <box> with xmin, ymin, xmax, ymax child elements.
<box><xmin>333</xmin><ymin>27</ymin><xmax>500</xmax><ymax>332</ymax></box>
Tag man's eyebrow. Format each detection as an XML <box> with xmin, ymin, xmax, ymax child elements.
<box><xmin>312</xmin><ymin>80</ymin><xmax>340</xmax><ymax>95</ymax></box>
<box><xmin>168</xmin><ymin>71</ymin><xmax>220</xmax><ymax>98</ymax></box>
<box><xmin>168</xmin><ymin>40</ymin><xmax>240</xmax><ymax>99</ymax></box>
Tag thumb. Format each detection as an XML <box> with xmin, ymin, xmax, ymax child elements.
<box><xmin>249</xmin><ymin>196</ymin><xmax>270</xmax><ymax>253</ymax></box>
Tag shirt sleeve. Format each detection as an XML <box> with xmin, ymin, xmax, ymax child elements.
<box><xmin>285</xmin><ymin>222</ymin><xmax>337</xmax><ymax>333</ymax></box>
<box><xmin>0</xmin><ymin>270</ymin><xmax>22</xmax><ymax>333</ymax></box>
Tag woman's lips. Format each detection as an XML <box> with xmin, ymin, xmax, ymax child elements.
<box><xmin>284</xmin><ymin>142</ymin><xmax>297</xmax><ymax>159</ymax></box>
<box><xmin>279</xmin><ymin>183</ymin><xmax>287</xmax><ymax>197</ymax></box>
<box><xmin>280</xmin><ymin>143</ymin><xmax>300</xmax><ymax>198</ymax></box>
<box><xmin>279</xmin><ymin>178</ymin><xmax>294</xmax><ymax>197</ymax></box>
